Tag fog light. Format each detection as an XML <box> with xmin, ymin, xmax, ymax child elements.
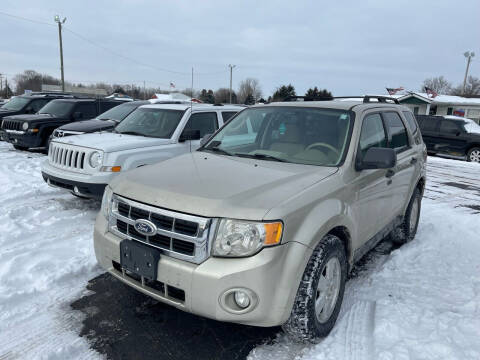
<box><xmin>234</xmin><ymin>291</ymin><xmax>251</xmax><ymax>308</ymax></box>
<box><xmin>73</xmin><ymin>186</ymin><xmax>79</xmax><ymax>193</ymax></box>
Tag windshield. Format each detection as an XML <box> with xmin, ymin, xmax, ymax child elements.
<box><xmin>462</xmin><ymin>119</ymin><xmax>480</xmax><ymax>134</ymax></box>
<box><xmin>97</xmin><ymin>103</ymin><xmax>138</xmax><ymax>121</ymax></box>
<box><xmin>114</xmin><ymin>107</ymin><xmax>185</xmax><ymax>138</ymax></box>
<box><xmin>202</xmin><ymin>106</ymin><xmax>353</xmax><ymax>166</ymax></box>
<box><xmin>0</xmin><ymin>97</ymin><xmax>30</xmax><ymax>111</ymax></box>
<box><xmin>38</xmin><ymin>100</ymin><xmax>75</xmax><ymax>117</ymax></box>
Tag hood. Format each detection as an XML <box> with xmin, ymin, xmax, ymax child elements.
<box><xmin>111</xmin><ymin>152</ymin><xmax>338</xmax><ymax>220</ymax></box>
<box><xmin>57</xmin><ymin>118</ymin><xmax>115</xmax><ymax>133</ymax></box>
<box><xmin>2</xmin><ymin>114</ymin><xmax>58</xmax><ymax>123</ymax></box>
<box><xmin>54</xmin><ymin>132</ymin><xmax>173</xmax><ymax>152</ymax></box>
<box><xmin>0</xmin><ymin>109</ymin><xmax>22</xmax><ymax>118</ymax></box>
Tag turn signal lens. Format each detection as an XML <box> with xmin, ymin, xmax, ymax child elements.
<box><xmin>264</xmin><ymin>222</ymin><xmax>283</xmax><ymax>245</ymax></box>
<box><xmin>100</xmin><ymin>166</ymin><xmax>122</xmax><ymax>172</ymax></box>
<box><xmin>111</xmin><ymin>166</ymin><xmax>121</xmax><ymax>172</ymax></box>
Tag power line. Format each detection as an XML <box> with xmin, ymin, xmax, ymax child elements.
<box><xmin>0</xmin><ymin>10</ymin><xmax>55</xmax><ymax>27</ymax></box>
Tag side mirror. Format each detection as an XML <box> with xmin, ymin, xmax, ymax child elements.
<box><xmin>179</xmin><ymin>129</ymin><xmax>201</xmax><ymax>142</ymax></box>
<box><xmin>200</xmin><ymin>133</ymin><xmax>212</xmax><ymax>146</ymax></box>
<box><xmin>356</xmin><ymin>147</ymin><xmax>397</xmax><ymax>171</ymax></box>
<box><xmin>455</xmin><ymin>131</ymin><xmax>461</xmax><ymax>136</ymax></box>
<box><xmin>25</xmin><ymin>107</ymin><xmax>34</xmax><ymax>114</ymax></box>
<box><xmin>73</xmin><ymin>112</ymin><xmax>83</xmax><ymax>120</ymax></box>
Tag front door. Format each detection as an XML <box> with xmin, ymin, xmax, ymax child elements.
<box><xmin>436</xmin><ymin>119</ymin><xmax>468</xmax><ymax>157</ymax></box>
<box><xmin>351</xmin><ymin>112</ymin><xmax>392</xmax><ymax>244</ymax></box>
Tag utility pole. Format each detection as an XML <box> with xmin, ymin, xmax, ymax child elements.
<box><xmin>5</xmin><ymin>76</ymin><xmax>8</xmax><ymax>98</ymax></box>
<box><xmin>143</xmin><ymin>81</ymin><xmax>146</xmax><ymax>100</ymax></box>
<box><xmin>54</xmin><ymin>15</ymin><xmax>67</xmax><ymax>92</ymax></box>
<box><xmin>0</xmin><ymin>74</ymin><xmax>3</xmax><ymax>97</ymax></box>
<box><xmin>463</xmin><ymin>51</ymin><xmax>475</xmax><ymax>95</ymax></box>
<box><xmin>228</xmin><ymin>64</ymin><xmax>236</xmax><ymax>104</ymax></box>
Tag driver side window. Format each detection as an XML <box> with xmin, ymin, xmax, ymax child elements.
<box><xmin>359</xmin><ymin>113</ymin><xmax>387</xmax><ymax>156</ymax></box>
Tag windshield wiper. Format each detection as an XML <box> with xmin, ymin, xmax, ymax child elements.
<box><xmin>203</xmin><ymin>145</ymin><xmax>233</xmax><ymax>156</ymax></box>
<box><xmin>118</xmin><ymin>131</ymin><xmax>147</xmax><ymax>137</ymax></box>
<box><xmin>235</xmin><ymin>153</ymin><xmax>288</xmax><ymax>162</ymax></box>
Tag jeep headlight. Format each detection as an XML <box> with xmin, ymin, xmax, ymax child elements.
<box><xmin>22</xmin><ymin>122</ymin><xmax>29</xmax><ymax>131</ymax></box>
<box><xmin>212</xmin><ymin>219</ymin><xmax>283</xmax><ymax>257</ymax></box>
<box><xmin>101</xmin><ymin>186</ymin><xmax>113</xmax><ymax>217</ymax></box>
<box><xmin>89</xmin><ymin>151</ymin><xmax>103</xmax><ymax>168</ymax></box>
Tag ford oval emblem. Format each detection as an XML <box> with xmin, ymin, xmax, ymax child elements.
<box><xmin>134</xmin><ymin>219</ymin><xmax>157</xmax><ymax>236</ymax></box>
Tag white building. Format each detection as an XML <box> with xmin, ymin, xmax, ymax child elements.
<box><xmin>397</xmin><ymin>92</ymin><xmax>480</xmax><ymax>124</ymax></box>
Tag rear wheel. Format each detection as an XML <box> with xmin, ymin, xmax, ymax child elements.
<box><xmin>467</xmin><ymin>147</ymin><xmax>480</xmax><ymax>163</ymax></box>
<box><xmin>283</xmin><ymin>234</ymin><xmax>347</xmax><ymax>342</ymax></box>
<box><xmin>390</xmin><ymin>187</ymin><xmax>421</xmax><ymax>245</ymax></box>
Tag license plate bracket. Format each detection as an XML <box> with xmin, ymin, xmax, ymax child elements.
<box><xmin>120</xmin><ymin>239</ymin><xmax>160</xmax><ymax>280</ymax></box>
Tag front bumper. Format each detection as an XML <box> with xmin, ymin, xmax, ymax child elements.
<box><xmin>42</xmin><ymin>160</ymin><xmax>115</xmax><ymax>199</ymax></box>
<box><xmin>4</xmin><ymin>130</ymin><xmax>43</xmax><ymax>148</ymax></box>
<box><xmin>94</xmin><ymin>213</ymin><xmax>311</xmax><ymax>327</ymax></box>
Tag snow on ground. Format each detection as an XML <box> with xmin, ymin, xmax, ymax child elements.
<box><xmin>0</xmin><ymin>141</ymin><xmax>479</xmax><ymax>360</ymax></box>
<box><xmin>249</xmin><ymin>157</ymin><xmax>480</xmax><ymax>360</ymax></box>
<box><xmin>0</xmin><ymin>143</ymin><xmax>102</xmax><ymax>360</ymax></box>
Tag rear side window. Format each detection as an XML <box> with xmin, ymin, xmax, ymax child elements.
<box><xmin>359</xmin><ymin>113</ymin><xmax>387</xmax><ymax>156</ymax></box>
<box><xmin>419</xmin><ymin>117</ymin><xmax>438</xmax><ymax>132</ymax></box>
<box><xmin>439</xmin><ymin>120</ymin><xmax>462</xmax><ymax>134</ymax></box>
<box><xmin>402</xmin><ymin>111</ymin><xmax>418</xmax><ymax>134</ymax></box>
<box><xmin>99</xmin><ymin>101</ymin><xmax>122</xmax><ymax>113</ymax></box>
<box><xmin>184</xmin><ymin>112</ymin><xmax>218</xmax><ymax>137</ymax></box>
<box><xmin>75</xmin><ymin>103</ymin><xmax>97</xmax><ymax>119</ymax></box>
<box><xmin>221</xmin><ymin>111</ymin><xmax>238</xmax><ymax>123</ymax></box>
<box><xmin>383</xmin><ymin>112</ymin><xmax>409</xmax><ymax>151</ymax></box>
<box><xmin>30</xmin><ymin>99</ymin><xmax>50</xmax><ymax>112</ymax></box>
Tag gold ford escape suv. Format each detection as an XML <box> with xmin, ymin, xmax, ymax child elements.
<box><xmin>94</xmin><ymin>96</ymin><xmax>426</xmax><ymax>341</ymax></box>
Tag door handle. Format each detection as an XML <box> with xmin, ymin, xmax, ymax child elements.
<box><xmin>385</xmin><ymin>169</ymin><xmax>395</xmax><ymax>178</ymax></box>
<box><xmin>410</xmin><ymin>157</ymin><xmax>417</xmax><ymax>164</ymax></box>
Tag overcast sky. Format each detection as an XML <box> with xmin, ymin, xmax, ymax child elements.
<box><xmin>1</xmin><ymin>0</ymin><xmax>479</xmax><ymax>97</ymax></box>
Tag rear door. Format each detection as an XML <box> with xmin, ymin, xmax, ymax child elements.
<box><xmin>436</xmin><ymin>119</ymin><xmax>469</xmax><ymax>156</ymax></box>
<box><xmin>383</xmin><ymin>111</ymin><xmax>417</xmax><ymax>218</ymax></box>
<box><xmin>417</xmin><ymin>116</ymin><xmax>440</xmax><ymax>152</ymax></box>
<box><xmin>74</xmin><ymin>102</ymin><xmax>97</xmax><ymax>121</ymax></box>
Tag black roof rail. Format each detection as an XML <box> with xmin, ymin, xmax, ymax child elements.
<box><xmin>282</xmin><ymin>95</ymin><xmax>334</xmax><ymax>102</ymax></box>
<box><xmin>363</xmin><ymin>95</ymin><xmax>400</xmax><ymax>104</ymax></box>
<box><xmin>279</xmin><ymin>95</ymin><xmax>400</xmax><ymax>104</ymax></box>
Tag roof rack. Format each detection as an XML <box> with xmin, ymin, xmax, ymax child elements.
<box><xmin>281</xmin><ymin>95</ymin><xmax>399</xmax><ymax>104</ymax></box>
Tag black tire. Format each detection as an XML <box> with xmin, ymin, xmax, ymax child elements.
<box><xmin>13</xmin><ymin>145</ymin><xmax>28</xmax><ymax>151</ymax></box>
<box><xmin>467</xmin><ymin>147</ymin><xmax>480</xmax><ymax>163</ymax></box>
<box><xmin>390</xmin><ymin>187</ymin><xmax>421</xmax><ymax>245</ymax></box>
<box><xmin>282</xmin><ymin>234</ymin><xmax>347</xmax><ymax>342</ymax></box>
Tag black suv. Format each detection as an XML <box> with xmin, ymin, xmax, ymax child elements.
<box><xmin>0</xmin><ymin>93</ymin><xmax>71</xmax><ymax>140</ymax></box>
<box><xmin>1</xmin><ymin>98</ymin><xmax>127</xmax><ymax>150</ymax></box>
<box><xmin>50</xmin><ymin>100</ymin><xmax>150</xmax><ymax>140</ymax></box>
<box><xmin>416</xmin><ymin>115</ymin><xmax>480</xmax><ymax>162</ymax></box>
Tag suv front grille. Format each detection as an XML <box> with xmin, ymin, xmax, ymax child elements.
<box><xmin>2</xmin><ymin>120</ymin><xmax>22</xmax><ymax>131</ymax></box>
<box><xmin>48</xmin><ymin>143</ymin><xmax>96</xmax><ymax>173</ymax></box>
<box><xmin>109</xmin><ymin>195</ymin><xmax>213</xmax><ymax>264</ymax></box>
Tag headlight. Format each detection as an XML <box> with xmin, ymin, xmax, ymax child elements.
<box><xmin>22</xmin><ymin>122</ymin><xmax>29</xmax><ymax>131</ymax></box>
<box><xmin>101</xmin><ymin>186</ymin><xmax>113</xmax><ymax>217</ymax></box>
<box><xmin>212</xmin><ymin>219</ymin><xmax>283</xmax><ymax>257</ymax></box>
<box><xmin>89</xmin><ymin>151</ymin><xmax>103</xmax><ymax>168</ymax></box>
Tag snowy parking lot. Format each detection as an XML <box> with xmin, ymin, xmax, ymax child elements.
<box><xmin>0</xmin><ymin>141</ymin><xmax>479</xmax><ymax>360</ymax></box>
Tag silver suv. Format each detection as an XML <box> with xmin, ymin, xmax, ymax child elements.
<box><xmin>94</xmin><ymin>96</ymin><xmax>426</xmax><ymax>341</ymax></box>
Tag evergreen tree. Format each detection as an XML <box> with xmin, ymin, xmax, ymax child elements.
<box><xmin>305</xmin><ymin>87</ymin><xmax>333</xmax><ymax>100</ymax></box>
<box><xmin>272</xmin><ymin>84</ymin><xmax>296</xmax><ymax>101</ymax></box>
<box><xmin>244</xmin><ymin>94</ymin><xmax>255</xmax><ymax>105</ymax></box>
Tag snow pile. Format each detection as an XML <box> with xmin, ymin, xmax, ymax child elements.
<box><xmin>250</xmin><ymin>157</ymin><xmax>480</xmax><ymax>360</ymax></box>
<box><xmin>0</xmin><ymin>143</ymin><xmax>102</xmax><ymax>359</ymax></box>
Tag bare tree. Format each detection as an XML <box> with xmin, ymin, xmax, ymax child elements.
<box><xmin>14</xmin><ymin>70</ymin><xmax>61</xmax><ymax>94</ymax></box>
<box><xmin>450</xmin><ymin>76</ymin><xmax>480</xmax><ymax>97</ymax></box>
<box><xmin>237</xmin><ymin>78</ymin><xmax>262</xmax><ymax>103</ymax></box>
<box><xmin>421</xmin><ymin>76</ymin><xmax>452</xmax><ymax>94</ymax></box>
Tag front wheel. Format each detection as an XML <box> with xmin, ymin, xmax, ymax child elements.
<box><xmin>283</xmin><ymin>234</ymin><xmax>347</xmax><ymax>342</ymax></box>
<box><xmin>467</xmin><ymin>147</ymin><xmax>480</xmax><ymax>163</ymax></box>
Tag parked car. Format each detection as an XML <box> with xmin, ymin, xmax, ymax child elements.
<box><xmin>416</xmin><ymin>114</ymin><xmax>480</xmax><ymax>162</ymax></box>
<box><xmin>41</xmin><ymin>103</ymin><xmax>243</xmax><ymax>198</ymax></box>
<box><xmin>94</xmin><ymin>97</ymin><xmax>426</xmax><ymax>340</ymax></box>
<box><xmin>0</xmin><ymin>93</ymin><xmax>73</xmax><ymax>141</ymax></box>
<box><xmin>50</xmin><ymin>100</ymin><xmax>196</xmax><ymax>140</ymax></box>
<box><xmin>1</xmin><ymin>98</ymin><xmax>127</xmax><ymax>150</ymax></box>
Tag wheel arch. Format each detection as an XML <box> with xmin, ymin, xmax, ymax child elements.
<box><xmin>326</xmin><ymin>226</ymin><xmax>352</xmax><ymax>271</ymax></box>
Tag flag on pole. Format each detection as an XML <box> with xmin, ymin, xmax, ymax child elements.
<box><xmin>386</xmin><ymin>87</ymin><xmax>404</xmax><ymax>95</ymax></box>
<box><xmin>424</xmin><ymin>87</ymin><xmax>438</xmax><ymax>98</ymax></box>
<box><xmin>169</xmin><ymin>82</ymin><xmax>175</xmax><ymax>89</ymax></box>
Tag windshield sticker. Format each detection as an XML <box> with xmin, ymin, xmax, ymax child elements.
<box><xmin>279</xmin><ymin>123</ymin><xmax>286</xmax><ymax>135</ymax></box>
